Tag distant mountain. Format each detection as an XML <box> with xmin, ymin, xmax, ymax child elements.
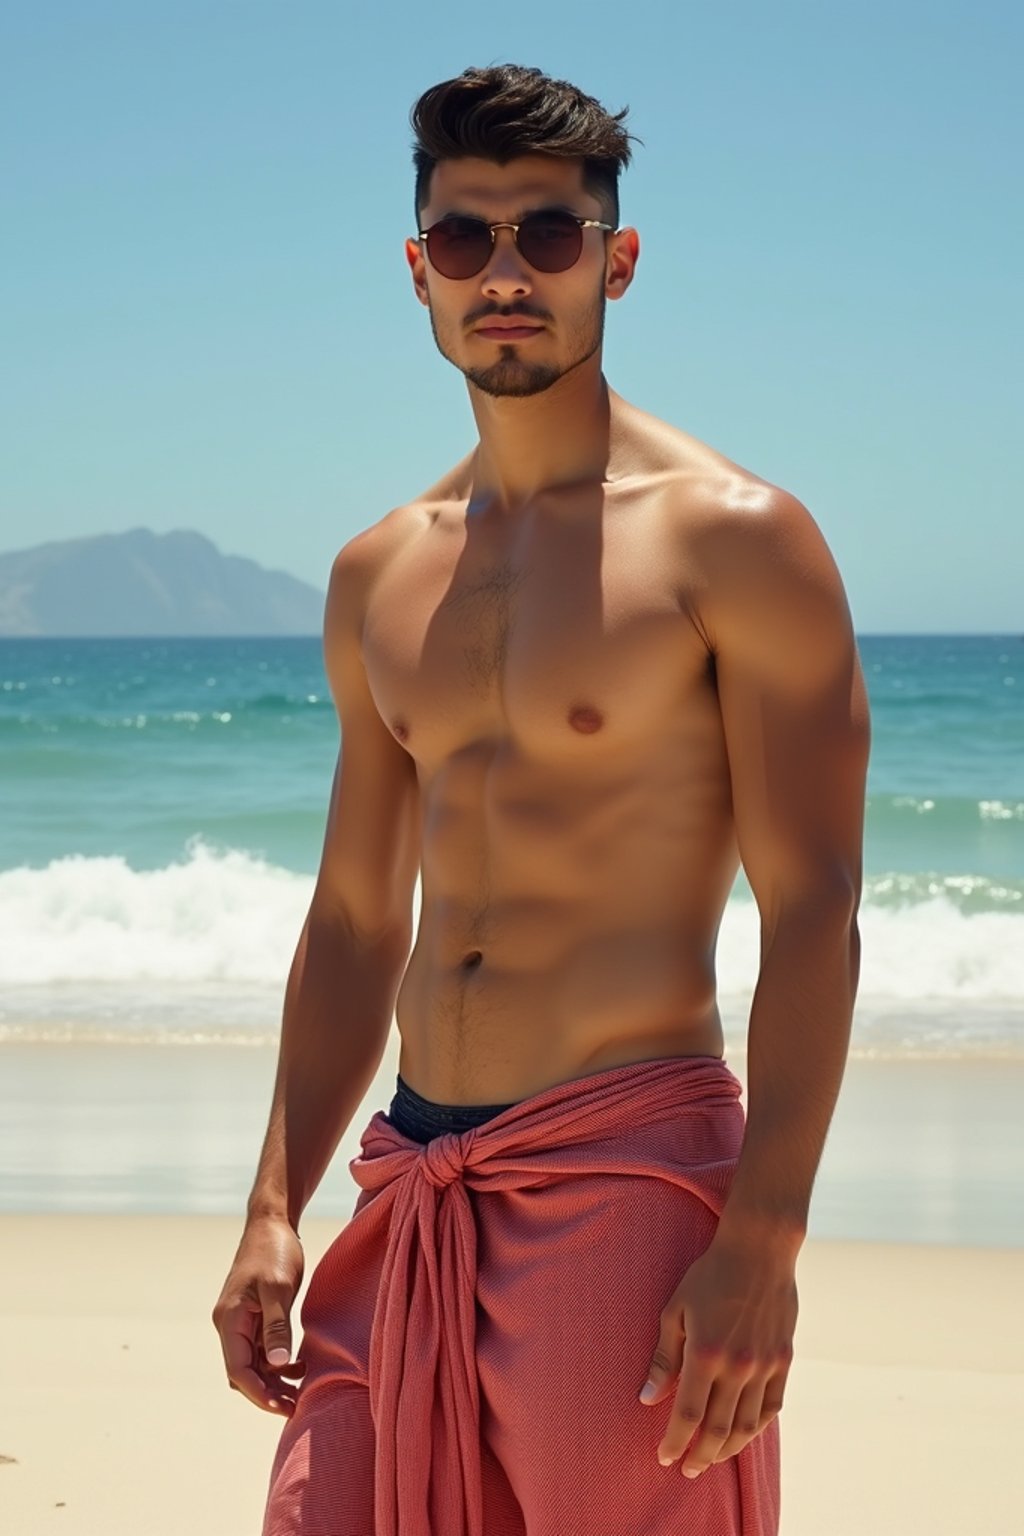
<box><xmin>0</xmin><ymin>528</ymin><xmax>326</xmax><ymax>636</ymax></box>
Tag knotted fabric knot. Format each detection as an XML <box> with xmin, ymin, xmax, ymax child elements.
<box><xmin>420</xmin><ymin>1130</ymin><xmax>471</xmax><ymax>1189</ymax></box>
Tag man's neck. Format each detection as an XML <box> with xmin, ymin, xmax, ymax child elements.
<box><xmin>466</xmin><ymin>358</ymin><xmax>616</xmax><ymax>509</ymax></box>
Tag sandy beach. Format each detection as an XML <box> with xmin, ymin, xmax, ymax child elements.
<box><xmin>3</xmin><ymin>1028</ymin><xmax>1023</xmax><ymax>1534</ymax></box>
<box><xmin>0</xmin><ymin>1214</ymin><xmax>1020</xmax><ymax>1536</ymax></box>
<box><xmin>3</xmin><ymin>1032</ymin><xmax>1024</xmax><ymax>1531</ymax></box>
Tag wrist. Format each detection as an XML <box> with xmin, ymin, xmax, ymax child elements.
<box><xmin>245</xmin><ymin>1198</ymin><xmax>300</xmax><ymax>1232</ymax></box>
<box><xmin>714</xmin><ymin>1205</ymin><xmax>806</xmax><ymax>1260</ymax></box>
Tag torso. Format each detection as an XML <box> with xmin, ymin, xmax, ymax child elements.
<box><xmin>363</xmin><ymin>402</ymin><xmax>768</xmax><ymax>1103</ymax></box>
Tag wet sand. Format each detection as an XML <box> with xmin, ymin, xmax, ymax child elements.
<box><xmin>3</xmin><ymin>1031</ymin><xmax>1024</xmax><ymax>1246</ymax></box>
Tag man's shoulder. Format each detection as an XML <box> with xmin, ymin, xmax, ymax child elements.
<box><xmin>674</xmin><ymin>463</ymin><xmax>854</xmax><ymax>674</ymax></box>
<box><xmin>679</xmin><ymin>467</ymin><xmax>824</xmax><ymax>569</ymax></box>
<box><xmin>617</xmin><ymin>401</ymin><xmax>808</xmax><ymax>544</ymax></box>
<box><xmin>328</xmin><ymin>458</ymin><xmax>473</xmax><ymax>595</ymax></box>
<box><xmin>631</xmin><ymin>413</ymin><xmax>851</xmax><ymax>649</ymax></box>
<box><xmin>330</xmin><ymin>504</ymin><xmax>427</xmax><ymax>587</ymax></box>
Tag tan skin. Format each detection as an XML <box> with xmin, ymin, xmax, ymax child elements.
<box><xmin>213</xmin><ymin>155</ymin><xmax>870</xmax><ymax>1481</ymax></box>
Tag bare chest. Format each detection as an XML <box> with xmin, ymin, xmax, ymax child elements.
<box><xmin>361</xmin><ymin>504</ymin><xmax>715</xmax><ymax>768</ymax></box>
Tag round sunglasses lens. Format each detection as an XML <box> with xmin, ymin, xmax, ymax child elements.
<box><xmin>427</xmin><ymin>218</ymin><xmax>491</xmax><ymax>279</ymax></box>
<box><xmin>518</xmin><ymin>213</ymin><xmax>583</xmax><ymax>273</ymax></box>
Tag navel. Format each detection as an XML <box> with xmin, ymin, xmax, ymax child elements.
<box><xmin>460</xmin><ymin>949</ymin><xmax>484</xmax><ymax>972</ymax></box>
<box><xmin>568</xmin><ymin>704</ymin><xmax>604</xmax><ymax>735</ymax></box>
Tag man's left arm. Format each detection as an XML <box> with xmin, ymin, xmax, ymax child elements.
<box><xmin>641</xmin><ymin>486</ymin><xmax>871</xmax><ymax>1476</ymax></box>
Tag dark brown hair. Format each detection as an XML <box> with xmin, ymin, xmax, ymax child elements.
<box><xmin>411</xmin><ymin>64</ymin><xmax>637</xmax><ymax>224</ymax></box>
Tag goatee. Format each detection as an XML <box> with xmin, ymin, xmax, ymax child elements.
<box><xmin>463</xmin><ymin>347</ymin><xmax>564</xmax><ymax>398</ymax></box>
<box><xmin>427</xmin><ymin>289</ymin><xmax>606</xmax><ymax>399</ymax></box>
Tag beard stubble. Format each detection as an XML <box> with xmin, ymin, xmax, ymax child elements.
<box><xmin>427</xmin><ymin>287</ymin><xmax>607</xmax><ymax>399</ymax></box>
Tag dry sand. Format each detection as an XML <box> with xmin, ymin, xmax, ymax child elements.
<box><xmin>1</xmin><ymin>1215</ymin><xmax>1021</xmax><ymax>1535</ymax></box>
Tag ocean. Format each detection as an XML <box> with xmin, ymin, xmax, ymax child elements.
<box><xmin>2</xmin><ymin>633</ymin><xmax>1022</xmax><ymax>1232</ymax></box>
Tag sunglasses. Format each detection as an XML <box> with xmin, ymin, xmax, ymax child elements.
<box><xmin>417</xmin><ymin>209</ymin><xmax>616</xmax><ymax>280</ymax></box>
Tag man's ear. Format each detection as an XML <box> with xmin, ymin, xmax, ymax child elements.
<box><xmin>406</xmin><ymin>237</ymin><xmax>430</xmax><ymax>307</ymax></box>
<box><xmin>605</xmin><ymin>227</ymin><xmax>640</xmax><ymax>301</ymax></box>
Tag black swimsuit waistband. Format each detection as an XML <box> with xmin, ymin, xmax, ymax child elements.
<box><xmin>386</xmin><ymin>1073</ymin><xmax>519</xmax><ymax>1145</ymax></box>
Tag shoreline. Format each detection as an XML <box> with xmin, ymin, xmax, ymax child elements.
<box><xmin>2</xmin><ymin>1215</ymin><xmax>1022</xmax><ymax>1535</ymax></box>
<box><xmin>2</xmin><ymin>1034</ymin><xmax>1023</xmax><ymax>1246</ymax></box>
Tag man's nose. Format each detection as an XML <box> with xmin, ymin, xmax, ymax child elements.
<box><xmin>480</xmin><ymin>227</ymin><xmax>532</xmax><ymax>298</ymax></box>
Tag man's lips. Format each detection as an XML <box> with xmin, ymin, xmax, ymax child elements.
<box><xmin>473</xmin><ymin>321</ymin><xmax>544</xmax><ymax>340</ymax></box>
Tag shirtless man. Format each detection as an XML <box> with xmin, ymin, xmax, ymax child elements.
<box><xmin>214</xmin><ymin>64</ymin><xmax>870</xmax><ymax>1536</ymax></box>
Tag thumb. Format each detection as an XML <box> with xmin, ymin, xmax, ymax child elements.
<box><xmin>258</xmin><ymin>1281</ymin><xmax>293</xmax><ymax>1368</ymax></box>
<box><xmin>639</xmin><ymin>1320</ymin><xmax>685</xmax><ymax>1406</ymax></box>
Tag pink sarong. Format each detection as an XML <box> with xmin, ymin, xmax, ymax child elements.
<box><xmin>263</xmin><ymin>1054</ymin><xmax>781</xmax><ymax>1535</ymax></box>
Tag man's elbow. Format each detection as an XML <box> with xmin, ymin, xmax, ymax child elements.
<box><xmin>305</xmin><ymin>888</ymin><xmax>413</xmax><ymax>962</ymax></box>
<box><xmin>760</xmin><ymin>863</ymin><xmax>861</xmax><ymax>945</ymax></box>
<box><xmin>826</xmin><ymin>863</ymin><xmax>861</xmax><ymax>925</ymax></box>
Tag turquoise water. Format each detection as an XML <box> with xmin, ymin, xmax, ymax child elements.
<box><xmin>1</xmin><ymin>634</ymin><xmax>1022</xmax><ymax>1055</ymax></box>
<box><xmin>1</xmin><ymin>637</ymin><xmax>332</xmax><ymax>871</ymax></box>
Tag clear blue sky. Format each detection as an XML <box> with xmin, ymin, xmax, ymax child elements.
<box><xmin>3</xmin><ymin>0</ymin><xmax>1020</xmax><ymax>631</ymax></box>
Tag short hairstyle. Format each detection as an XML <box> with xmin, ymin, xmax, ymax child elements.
<box><xmin>411</xmin><ymin>64</ymin><xmax>637</xmax><ymax>225</ymax></box>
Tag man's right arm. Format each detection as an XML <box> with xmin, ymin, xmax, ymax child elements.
<box><xmin>212</xmin><ymin>516</ymin><xmax>421</xmax><ymax>1414</ymax></box>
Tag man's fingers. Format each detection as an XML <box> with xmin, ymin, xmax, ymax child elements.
<box><xmin>639</xmin><ymin>1301</ymin><xmax>686</xmax><ymax>1405</ymax></box>
<box><xmin>212</xmin><ymin>1220</ymin><xmax>304</xmax><ymax>1414</ymax></box>
<box><xmin>672</xmin><ymin>1368</ymin><xmax>789</xmax><ymax>1475</ymax></box>
<box><xmin>214</xmin><ymin>1298</ymin><xmax>259</xmax><ymax>1385</ymax></box>
<box><xmin>258</xmin><ymin>1280</ymin><xmax>294</xmax><ymax>1368</ymax></box>
<box><xmin>218</xmin><ymin>1316</ymin><xmax>298</xmax><ymax>1415</ymax></box>
<box><xmin>230</xmin><ymin>1363</ymin><xmax>297</xmax><ymax>1416</ymax></box>
<box><xmin>213</xmin><ymin>1284</ymin><xmax>301</xmax><ymax>1410</ymax></box>
<box><xmin>711</xmin><ymin>1378</ymin><xmax>773</xmax><ymax>1463</ymax></box>
<box><xmin>674</xmin><ymin>1378</ymin><xmax>741</xmax><ymax>1477</ymax></box>
<box><xmin>212</xmin><ymin>1300</ymin><xmax>277</xmax><ymax>1408</ymax></box>
<box><xmin>655</xmin><ymin>1345</ymin><xmax>715</xmax><ymax>1466</ymax></box>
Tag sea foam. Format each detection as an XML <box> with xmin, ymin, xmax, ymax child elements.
<box><xmin>0</xmin><ymin>841</ymin><xmax>308</xmax><ymax>985</ymax></box>
<box><xmin>1</xmin><ymin>840</ymin><xmax>1021</xmax><ymax>1006</ymax></box>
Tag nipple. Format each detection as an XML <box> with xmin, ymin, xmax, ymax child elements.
<box><xmin>392</xmin><ymin>718</ymin><xmax>410</xmax><ymax>743</ymax></box>
<box><xmin>568</xmin><ymin>705</ymin><xmax>604</xmax><ymax>735</ymax></box>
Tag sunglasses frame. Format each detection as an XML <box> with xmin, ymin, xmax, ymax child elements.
<box><xmin>416</xmin><ymin>209</ymin><xmax>617</xmax><ymax>279</ymax></box>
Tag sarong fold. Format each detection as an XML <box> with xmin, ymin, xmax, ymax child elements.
<box><xmin>262</xmin><ymin>1053</ymin><xmax>781</xmax><ymax>1536</ymax></box>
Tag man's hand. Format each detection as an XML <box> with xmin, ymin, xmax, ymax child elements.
<box><xmin>638</xmin><ymin>1232</ymin><xmax>797</xmax><ymax>1476</ymax></box>
<box><xmin>212</xmin><ymin>1215</ymin><xmax>306</xmax><ymax>1416</ymax></box>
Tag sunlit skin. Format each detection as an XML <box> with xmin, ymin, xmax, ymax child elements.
<box><xmin>214</xmin><ymin>151</ymin><xmax>869</xmax><ymax>1489</ymax></box>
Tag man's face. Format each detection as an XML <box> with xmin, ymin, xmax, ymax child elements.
<box><xmin>406</xmin><ymin>156</ymin><xmax>622</xmax><ymax>399</ymax></box>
